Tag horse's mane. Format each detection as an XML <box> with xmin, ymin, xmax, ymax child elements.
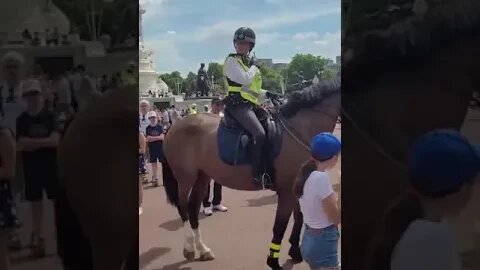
<box><xmin>343</xmin><ymin>0</ymin><xmax>480</xmax><ymax>94</ymax></box>
<box><xmin>280</xmin><ymin>77</ymin><xmax>340</xmax><ymax>119</ymax></box>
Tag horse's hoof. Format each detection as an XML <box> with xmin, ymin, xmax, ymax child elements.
<box><xmin>199</xmin><ymin>250</ymin><xmax>215</xmax><ymax>261</ymax></box>
<box><xmin>183</xmin><ymin>249</ymin><xmax>195</xmax><ymax>261</ymax></box>
<box><xmin>267</xmin><ymin>257</ymin><xmax>282</xmax><ymax>270</ymax></box>
<box><xmin>288</xmin><ymin>246</ymin><xmax>303</xmax><ymax>263</ymax></box>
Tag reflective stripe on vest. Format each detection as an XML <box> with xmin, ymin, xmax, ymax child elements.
<box><xmin>224</xmin><ymin>56</ymin><xmax>262</xmax><ymax>105</ymax></box>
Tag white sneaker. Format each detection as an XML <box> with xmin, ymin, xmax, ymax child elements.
<box><xmin>203</xmin><ymin>206</ymin><xmax>213</xmax><ymax>216</ymax></box>
<box><xmin>213</xmin><ymin>204</ymin><xmax>228</xmax><ymax>212</ymax></box>
<box><xmin>139</xmin><ymin>207</ymin><xmax>143</xmax><ymax>215</ymax></box>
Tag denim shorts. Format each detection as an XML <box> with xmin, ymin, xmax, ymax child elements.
<box><xmin>300</xmin><ymin>224</ymin><xmax>340</xmax><ymax>269</ymax></box>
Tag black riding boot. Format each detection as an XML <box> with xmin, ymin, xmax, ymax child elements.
<box><xmin>251</xmin><ymin>144</ymin><xmax>273</xmax><ymax>189</ymax></box>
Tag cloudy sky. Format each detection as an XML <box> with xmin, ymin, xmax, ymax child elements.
<box><xmin>140</xmin><ymin>0</ymin><xmax>341</xmax><ymax>75</ymax></box>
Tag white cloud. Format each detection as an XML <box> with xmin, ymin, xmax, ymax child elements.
<box><xmin>210</xmin><ymin>59</ymin><xmax>225</xmax><ymax>64</ymax></box>
<box><xmin>193</xmin><ymin>8</ymin><xmax>339</xmax><ymax>43</ymax></box>
<box><xmin>140</xmin><ymin>0</ymin><xmax>170</xmax><ymax>21</ymax></box>
<box><xmin>142</xmin><ymin>1</ymin><xmax>340</xmax><ymax>75</ymax></box>
<box><xmin>140</xmin><ymin>0</ymin><xmax>167</xmax><ymax>6</ymax></box>
<box><xmin>292</xmin><ymin>32</ymin><xmax>319</xmax><ymax>41</ymax></box>
<box><xmin>145</xmin><ymin>40</ymin><xmax>186</xmax><ymax>74</ymax></box>
<box><xmin>256</xmin><ymin>32</ymin><xmax>283</xmax><ymax>45</ymax></box>
<box><xmin>308</xmin><ymin>31</ymin><xmax>341</xmax><ymax>60</ymax></box>
<box><xmin>313</xmin><ymin>31</ymin><xmax>340</xmax><ymax>46</ymax></box>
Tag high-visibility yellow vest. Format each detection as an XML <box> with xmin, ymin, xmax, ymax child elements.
<box><xmin>224</xmin><ymin>55</ymin><xmax>262</xmax><ymax>105</ymax></box>
<box><xmin>190</xmin><ymin>107</ymin><xmax>197</xmax><ymax>114</ymax></box>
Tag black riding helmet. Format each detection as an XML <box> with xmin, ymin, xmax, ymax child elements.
<box><xmin>233</xmin><ymin>27</ymin><xmax>256</xmax><ymax>51</ymax></box>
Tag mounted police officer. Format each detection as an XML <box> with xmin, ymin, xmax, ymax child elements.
<box><xmin>223</xmin><ymin>27</ymin><xmax>271</xmax><ymax>187</ymax></box>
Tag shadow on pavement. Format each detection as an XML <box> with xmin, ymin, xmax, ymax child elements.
<box><xmin>246</xmin><ymin>194</ymin><xmax>277</xmax><ymax>207</ymax></box>
<box><xmin>140</xmin><ymin>247</ymin><xmax>172</xmax><ymax>269</ymax></box>
<box><xmin>152</xmin><ymin>259</ymin><xmax>192</xmax><ymax>270</ymax></box>
<box><xmin>281</xmin><ymin>259</ymin><xmax>296</xmax><ymax>270</ymax></box>
<box><xmin>159</xmin><ymin>215</ymin><xmax>208</xmax><ymax>231</ymax></box>
<box><xmin>144</xmin><ymin>185</ymin><xmax>162</xmax><ymax>190</ymax></box>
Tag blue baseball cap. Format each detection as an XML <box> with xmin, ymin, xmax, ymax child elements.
<box><xmin>311</xmin><ymin>132</ymin><xmax>341</xmax><ymax>161</ymax></box>
<box><xmin>409</xmin><ymin>129</ymin><xmax>480</xmax><ymax>197</ymax></box>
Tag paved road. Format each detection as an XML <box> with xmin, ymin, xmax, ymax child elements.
<box><xmin>10</xmin><ymin>201</ymin><xmax>61</xmax><ymax>270</ymax></box>
<box><xmin>139</xmin><ymin>124</ymin><xmax>341</xmax><ymax>270</ymax></box>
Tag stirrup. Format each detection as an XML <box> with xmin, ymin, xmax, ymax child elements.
<box><xmin>261</xmin><ymin>173</ymin><xmax>272</xmax><ymax>190</ymax></box>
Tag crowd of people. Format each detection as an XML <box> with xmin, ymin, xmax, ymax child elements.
<box><xmin>138</xmin><ymin>98</ymin><xmax>229</xmax><ymax>216</ymax></box>
<box><xmin>18</xmin><ymin>26</ymin><xmax>137</xmax><ymax>51</ymax></box>
<box><xmin>0</xmin><ymin>51</ymin><xmax>64</xmax><ymax>269</ymax></box>
<box><xmin>0</xmin><ymin>49</ymin><xmax>138</xmax><ymax>269</ymax></box>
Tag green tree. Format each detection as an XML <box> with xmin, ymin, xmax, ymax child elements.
<box><xmin>160</xmin><ymin>71</ymin><xmax>183</xmax><ymax>94</ymax></box>
<box><xmin>286</xmin><ymin>54</ymin><xmax>328</xmax><ymax>87</ymax></box>
<box><xmin>53</xmin><ymin>0</ymin><xmax>137</xmax><ymax>45</ymax></box>
<box><xmin>259</xmin><ymin>65</ymin><xmax>284</xmax><ymax>93</ymax></box>
<box><xmin>322</xmin><ymin>67</ymin><xmax>338</xmax><ymax>80</ymax></box>
<box><xmin>182</xmin><ymin>72</ymin><xmax>196</xmax><ymax>97</ymax></box>
<box><xmin>206</xmin><ymin>62</ymin><xmax>224</xmax><ymax>85</ymax></box>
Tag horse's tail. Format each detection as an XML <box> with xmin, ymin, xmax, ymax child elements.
<box><xmin>162</xmin><ymin>157</ymin><xmax>179</xmax><ymax>207</ymax></box>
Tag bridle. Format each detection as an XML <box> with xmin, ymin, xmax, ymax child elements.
<box><xmin>277</xmin><ymin>101</ymin><xmax>409</xmax><ymax>173</ymax></box>
<box><xmin>277</xmin><ymin>105</ymin><xmax>340</xmax><ymax>153</ymax></box>
<box><xmin>279</xmin><ymin>116</ymin><xmax>311</xmax><ymax>151</ymax></box>
<box><xmin>341</xmin><ymin>106</ymin><xmax>408</xmax><ymax>172</ymax></box>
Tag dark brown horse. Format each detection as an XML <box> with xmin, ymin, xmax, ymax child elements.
<box><xmin>342</xmin><ymin>1</ymin><xmax>480</xmax><ymax>269</ymax></box>
<box><xmin>58</xmin><ymin>86</ymin><xmax>138</xmax><ymax>270</ymax></box>
<box><xmin>162</xmin><ymin>78</ymin><xmax>340</xmax><ymax>270</ymax></box>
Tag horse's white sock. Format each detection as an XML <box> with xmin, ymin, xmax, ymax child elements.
<box><xmin>193</xmin><ymin>229</ymin><xmax>210</xmax><ymax>254</ymax></box>
<box><xmin>183</xmin><ymin>223</ymin><xmax>194</xmax><ymax>252</ymax></box>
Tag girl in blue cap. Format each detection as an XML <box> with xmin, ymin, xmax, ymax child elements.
<box><xmin>293</xmin><ymin>132</ymin><xmax>341</xmax><ymax>270</ymax></box>
<box><xmin>369</xmin><ymin>129</ymin><xmax>480</xmax><ymax>270</ymax></box>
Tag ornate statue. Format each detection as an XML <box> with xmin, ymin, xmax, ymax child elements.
<box><xmin>196</xmin><ymin>63</ymin><xmax>211</xmax><ymax>97</ymax></box>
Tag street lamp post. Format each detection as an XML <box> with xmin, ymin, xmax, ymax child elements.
<box><xmin>211</xmin><ymin>75</ymin><xmax>215</xmax><ymax>95</ymax></box>
<box><xmin>175</xmin><ymin>79</ymin><xmax>181</xmax><ymax>95</ymax></box>
<box><xmin>282</xmin><ymin>70</ymin><xmax>287</xmax><ymax>95</ymax></box>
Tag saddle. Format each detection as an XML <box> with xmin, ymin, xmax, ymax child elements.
<box><xmin>217</xmin><ymin>105</ymin><xmax>283</xmax><ymax>181</ymax></box>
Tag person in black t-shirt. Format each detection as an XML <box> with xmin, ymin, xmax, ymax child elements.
<box><xmin>202</xmin><ymin>98</ymin><xmax>228</xmax><ymax>216</ymax></box>
<box><xmin>145</xmin><ymin>111</ymin><xmax>164</xmax><ymax>186</ymax></box>
<box><xmin>16</xmin><ymin>79</ymin><xmax>60</xmax><ymax>258</ymax></box>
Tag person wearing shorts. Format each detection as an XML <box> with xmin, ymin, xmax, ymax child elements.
<box><xmin>16</xmin><ymin>79</ymin><xmax>60</xmax><ymax>257</ymax></box>
<box><xmin>294</xmin><ymin>133</ymin><xmax>341</xmax><ymax>270</ymax></box>
<box><xmin>139</xmin><ymin>131</ymin><xmax>147</xmax><ymax>215</ymax></box>
<box><xmin>145</xmin><ymin>111</ymin><xmax>164</xmax><ymax>186</ymax></box>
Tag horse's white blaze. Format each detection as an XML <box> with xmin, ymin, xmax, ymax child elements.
<box><xmin>183</xmin><ymin>222</ymin><xmax>194</xmax><ymax>252</ymax></box>
<box><xmin>193</xmin><ymin>229</ymin><xmax>211</xmax><ymax>254</ymax></box>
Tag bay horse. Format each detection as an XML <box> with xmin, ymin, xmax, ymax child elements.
<box><xmin>161</xmin><ymin>78</ymin><xmax>340</xmax><ymax>270</ymax></box>
<box><xmin>58</xmin><ymin>86</ymin><xmax>138</xmax><ymax>270</ymax></box>
<box><xmin>342</xmin><ymin>1</ymin><xmax>480</xmax><ymax>269</ymax></box>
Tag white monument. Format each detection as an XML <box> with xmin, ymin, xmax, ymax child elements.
<box><xmin>0</xmin><ymin>0</ymin><xmax>70</xmax><ymax>43</ymax></box>
<box><xmin>139</xmin><ymin>6</ymin><xmax>169</xmax><ymax>97</ymax></box>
